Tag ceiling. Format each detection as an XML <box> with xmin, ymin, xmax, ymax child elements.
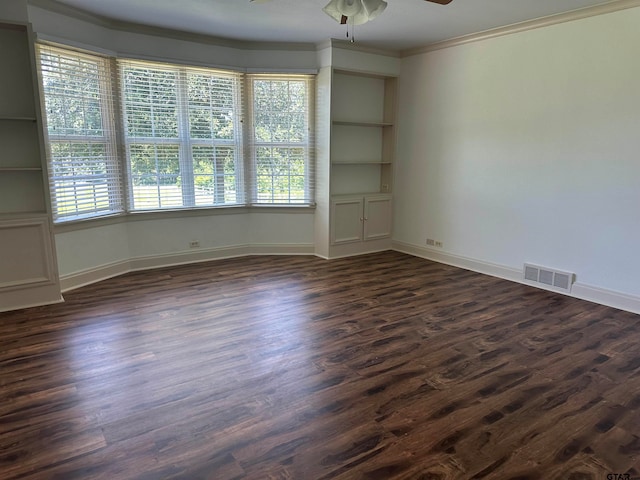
<box><xmin>48</xmin><ymin>0</ymin><xmax>619</xmax><ymax>51</ymax></box>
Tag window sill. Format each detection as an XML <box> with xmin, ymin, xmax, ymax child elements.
<box><xmin>53</xmin><ymin>204</ymin><xmax>316</xmax><ymax>233</ymax></box>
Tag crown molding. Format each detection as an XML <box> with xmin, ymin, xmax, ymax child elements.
<box><xmin>29</xmin><ymin>0</ymin><xmax>111</xmax><ymax>27</ymax></box>
<box><xmin>28</xmin><ymin>0</ymin><xmax>317</xmax><ymax>52</ymax></box>
<box><xmin>401</xmin><ymin>0</ymin><xmax>640</xmax><ymax>58</ymax></box>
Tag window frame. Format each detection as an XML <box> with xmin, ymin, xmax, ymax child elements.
<box><xmin>37</xmin><ymin>44</ymin><xmax>315</xmax><ymax>224</ymax></box>
<box><xmin>119</xmin><ymin>60</ymin><xmax>246</xmax><ymax>211</ymax></box>
<box><xmin>247</xmin><ymin>74</ymin><xmax>315</xmax><ymax>206</ymax></box>
<box><xmin>37</xmin><ymin>45</ymin><xmax>123</xmax><ymax>222</ymax></box>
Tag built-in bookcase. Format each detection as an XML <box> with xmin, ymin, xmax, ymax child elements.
<box><xmin>324</xmin><ymin>69</ymin><xmax>396</xmax><ymax>257</ymax></box>
<box><xmin>0</xmin><ymin>20</ymin><xmax>61</xmax><ymax>312</ymax></box>
<box><xmin>330</xmin><ymin>70</ymin><xmax>395</xmax><ymax>196</ymax></box>
<box><xmin>0</xmin><ymin>23</ymin><xmax>46</xmax><ymax>214</ymax></box>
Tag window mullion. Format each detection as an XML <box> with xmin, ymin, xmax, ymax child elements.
<box><xmin>177</xmin><ymin>69</ymin><xmax>194</xmax><ymax>206</ymax></box>
<box><xmin>243</xmin><ymin>76</ymin><xmax>254</xmax><ymax>205</ymax></box>
<box><xmin>101</xmin><ymin>57</ymin><xmax>122</xmax><ymax>213</ymax></box>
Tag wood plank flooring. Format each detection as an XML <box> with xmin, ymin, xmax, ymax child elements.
<box><xmin>1</xmin><ymin>251</ymin><xmax>640</xmax><ymax>479</ymax></box>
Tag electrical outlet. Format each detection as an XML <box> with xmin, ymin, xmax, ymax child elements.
<box><xmin>189</xmin><ymin>240</ymin><xmax>200</xmax><ymax>248</ymax></box>
<box><xmin>426</xmin><ymin>238</ymin><xmax>435</xmax><ymax>246</ymax></box>
<box><xmin>435</xmin><ymin>241</ymin><xmax>443</xmax><ymax>248</ymax></box>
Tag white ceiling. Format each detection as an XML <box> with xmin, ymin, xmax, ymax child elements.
<box><xmin>50</xmin><ymin>0</ymin><xmax>618</xmax><ymax>51</ymax></box>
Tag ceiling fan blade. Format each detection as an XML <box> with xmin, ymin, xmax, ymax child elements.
<box><xmin>424</xmin><ymin>0</ymin><xmax>453</xmax><ymax>4</ymax></box>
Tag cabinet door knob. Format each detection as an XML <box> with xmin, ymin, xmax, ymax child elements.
<box><xmin>360</xmin><ymin>217</ymin><xmax>363</xmax><ymax>222</ymax></box>
<box><xmin>364</xmin><ymin>217</ymin><xmax>368</xmax><ymax>221</ymax></box>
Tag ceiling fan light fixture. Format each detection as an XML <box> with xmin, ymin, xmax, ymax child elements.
<box><xmin>361</xmin><ymin>0</ymin><xmax>387</xmax><ymax>20</ymax></box>
<box><xmin>322</xmin><ymin>0</ymin><xmax>347</xmax><ymax>23</ymax></box>
<box><xmin>336</xmin><ymin>0</ymin><xmax>363</xmax><ymax>17</ymax></box>
<box><xmin>323</xmin><ymin>0</ymin><xmax>386</xmax><ymax>25</ymax></box>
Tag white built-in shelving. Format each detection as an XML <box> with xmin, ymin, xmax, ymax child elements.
<box><xmin>0</xmin><ymin>20</ymin><xmax>61</xmax><ymax>312</ymax></box>
<box><xmin>315</xmin><ymin>63</ymin><xmax>397</xmax><ymax>258</ymax></box>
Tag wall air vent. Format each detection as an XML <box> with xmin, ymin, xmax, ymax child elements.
<box><xmin>523</xmin><ymin>263</ymin><xmax>574</xmax><ymax>293</ymax></box>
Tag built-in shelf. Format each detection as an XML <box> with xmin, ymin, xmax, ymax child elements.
<box><xmin>315</xmin><ymin>65</ymin><xmax>397</xmax><ymax>259</ymax></box>
<box><xmin>0</xmin><ymin>166</ymin><xmax>42</xmax><ymax>171</ymax></box>
<box><xmin>0</xmin><ymin>20</ymin><xmax>61</xmax><ymax>311</ymax></box>
<box><xmin>0</xmin><ymin>116</ymin><xmax>37</xmax><ymax>122</ymax></box>
<box><xmin>332</xmin><ymin>120</ymin><xmax>393</xmax><ymax>127</ymax></box>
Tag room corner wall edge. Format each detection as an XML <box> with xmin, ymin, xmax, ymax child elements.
<box><xmin>392</xmin><ymin>240</ymin><xmax>640</xmax><ymax>316</ymax></box>
<box><xmin>59</xmin><ymin>243</ymin><xmax>316</xmax><ymax>293</ymax></box>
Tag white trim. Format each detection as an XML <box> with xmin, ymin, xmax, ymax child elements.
<box><xmin>392</xmin><ymin>240</ymin><xmax>640</xmax><ymax>316</ymax></box>
<box><xmin>393</xmin><ymin>240</ymin><xmax>521</xmax><ymax>281</ymax></box>
<box><xmin>128</xmin><ymin>245</ymin><xmax>253</xmax><ymax>272</ymax></box>
<box><xmin>60</xmin><ymin>243</ymin><xmax>315</xmax><ymax>292</ymax></box>
<box><xmin>59</xmin><ymin>259</ymin><xmax>131</xmax><ymax>292</ymax></box>
<box><xmin>0</xmin><ymin>294</ymin><xmax>64</xmax><ymax>314</ymax></box>
<box><xmin>402</xmin><ymin>0</ymin><xmax>640</xmax><ymax>57</ymax></box>
<box><xmin>245</xmin><ymin>67</ymin><xmax>318</xmax><ymax>75</ymax></box>
<box><xmin>326</xmin><ymin>247</ymin><xmax>392</xmax><ymax>260</ymax></box>
<box><xmin>571</xmin><ymin>283</ymin><xmax>640</xmax><ymax>316</ymax></box>
<box><xmin>53</xmin><ymin>205</ymin><xmax>315</xmax><ymax>233</ymax></box>
<box><xmin>36</xmin><ymin>33</ymin><xmax>117</xmax><ymax>57</ymax></box>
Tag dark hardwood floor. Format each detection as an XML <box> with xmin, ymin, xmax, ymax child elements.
<box><xmin>1</xmin><ymin>251</ymin><xmax>640</xmax><ymax>480</ymax></box>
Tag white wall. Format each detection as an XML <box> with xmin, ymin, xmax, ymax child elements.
<box><xmin>394</xmin><ymin>8</ymin><xmax>640</xmax><ymax>306</ymax></box>
<box><xmin>56</xmin><ymin>222</ymin><xmax>130</xmax><ymax>277</ymax></box>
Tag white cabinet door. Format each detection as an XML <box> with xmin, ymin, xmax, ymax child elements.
<box><xmin>331</xmin><ymin>197</ymin><xmax>364</xmax><ymax>245</ymax></box>
<box><xmin>331</xmin><ymin>194</ymin><xmax>392</xmax><ymax>246</ymax></box>
<box><xmin>363</xmin><ymin>195</ymin><xmax>392</xmax><ymax>241</ymax></box>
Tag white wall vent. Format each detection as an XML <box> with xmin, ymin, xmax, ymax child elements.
<box><xmin>523</xmin><ymin>263</ymin><xmax>574</xmax><ymax>293</ymax></box>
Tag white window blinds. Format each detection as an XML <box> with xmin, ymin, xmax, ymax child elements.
<box><xmin>38</xmin><ymin>45</ymin><xmax>122</xmax><ymax>222</ymax></box>
<box><xmin>38</xmin><ymin>45</ymin><xmax>316</xmax><ymax>222</ymax></box>
<box><xmin>247</xmin><ymin>74</ymin><xmax>315</xmax><ymax>205</ymax></box>
<box><xmin>119</xmin><ymin>60</ymin><xmax>244</xmax><ymax>210</ymax></box>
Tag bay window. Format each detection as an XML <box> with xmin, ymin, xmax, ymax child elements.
<box><xmin>38</xmin><ymin>45</ymin><xmax>314</xmax><ymax>223</ymax></box>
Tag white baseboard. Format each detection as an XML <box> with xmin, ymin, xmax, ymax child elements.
<box><xmin>249</xmin><ymin>243</ymin><xmax>317</xmax><ymax>256</ymax></box>
<box><xmin>58</xmin><ymin>240</ymin><xmax>640</xmax><ymax>316</ymax></box>
<box><xmin>59</xmin><ymin>259</ymin><xmax>132</xmax><ymax>292</ymax></box>
<box><xmin>60</xmin><ymin>243</ymin><xmax>316</xmax><ymax>292</ymax></box>
<box><xmin>571</xmin><ymin>283</ymin><xmax>640</xmax><ymax>316</ymax></box>
<box><xmin>393</xmin><ymin>240</ymin><xmax>640</xmax><ymax>316</ymax></box>
<box><xmin>393</xmin><ymin>240</ymin><xmax>522</xmax><ymax>280</ymax></box>
<box><xmin>0</xmin><ymin>292</ymin><xmax>65</xmax><ymax>313</ymax></box>
<box><xmin>128</xmin><ymin>244</ymin><xmax>253</xmax><ymax>272</ymax></box>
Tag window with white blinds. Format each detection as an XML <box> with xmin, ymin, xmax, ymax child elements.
<box><xmin>248</xmin><ymin>75</ymin><xmax>314</xmax><ymax>205</ymax></box>
<box><xmin>37</xmin><ymin>45</ymin><xmax>314</xmax><ymax>222</ymax></box>
<box><xmin>38</xmin><ymin>45</ymin><xmax>122</xmax><ymax>221</ymax></box>
<box><xmin>119</xmin><ymin>60</ymin><xmax>244</xmax><ymax>210</ymax></box>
